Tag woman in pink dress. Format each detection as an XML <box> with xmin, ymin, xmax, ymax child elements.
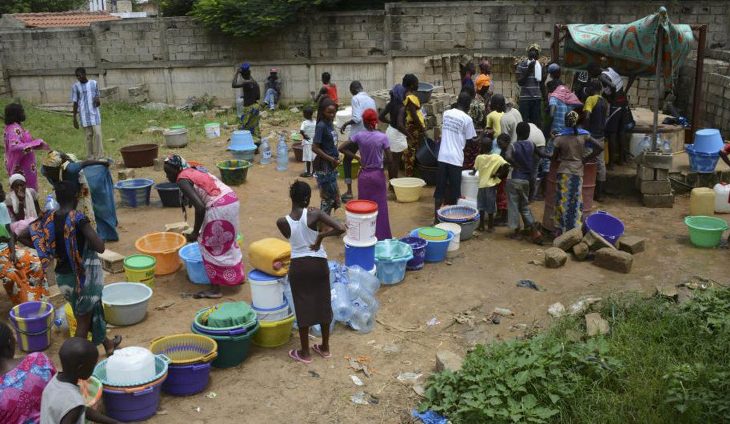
<box><xmin>0</xmin><ymin>322</ymin><xmax>56</xmax><ymax>424</ymax></box>
<box><xmin>4</xmin><ymin>104</ymin><xmax>49</xmax><ymax>191</ymax></box>
<box><xmin>163</xmin><ymin>155</ymin><xmax>244</xmax><ymax>299</ymax></box>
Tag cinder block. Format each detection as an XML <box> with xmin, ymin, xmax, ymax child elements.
<box><xmin>642</xmin><ymin>194</ymin><xmax>674</xmax><ymax>208</ymax></box>
<box><xmin>618</xmin><ymin>235</ymin><xmax>646</xmax><ymax>254</ymax></box>
<box><xmin>595</xmin><ymin>248</ymin><xmax>633</xmax><ymax>273</ymax></box>
<box><xmin>641</xmin><ymin>152</ymin><xmax>673</xmax><ymax>170</ymax></box>
<box><xmin>637</xmin><ymin>165</ymin><xmax>655</xmax><ymax>181</ymax></box>
<box><xmin>100</xmin><ymin>250</ymin><xmax>125</xmax><ymax>274</ymax></box>
<box><xmin>640</xmin><ymin>180</ymin><xmax>672</xmax><ymax>195</ymax></box>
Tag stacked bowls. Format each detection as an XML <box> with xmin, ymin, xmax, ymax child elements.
<box><xmin>150</xmin><ymin>333</ymin><xmax>218</xmax><ymax>396</ymax></box>
<box><xmin>191</xmin><ymin>302</ymin><xmax>259</xmax><ymax>368</ymax></box>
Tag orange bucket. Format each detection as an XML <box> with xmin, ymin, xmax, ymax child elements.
<box><xmin>135</xmin><ymin>232</ymin><xmax>186</xmax><ymax>275</ymax></box>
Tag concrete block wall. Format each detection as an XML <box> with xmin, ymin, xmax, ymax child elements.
<box><xmin>677</xmin><ymin>56</ymin><xmax>730</xmax><ymax>137</ymax></box>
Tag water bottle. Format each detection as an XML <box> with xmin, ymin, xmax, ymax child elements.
<box><xmin>53</xmin><ymin>308</ymin><xmax>68</xmax><ymax>335</ymax></box>
<box><xmin>44</xmin><ymin>194</ymin><xmax>59</xmax><ymax>212</ymax></box>
<box><xmin>661</xmin><ymin>138</ymin><xmax>672</xmax><ymax>154</ymax></box>
<box><xmin>348</xmin><ymin>300</ymin><xmax>375</xmax><ymax>333</ymax></box>
<box><xmin>348</xmin><ymin>266</ymin><xmax>380</xmax><ymax>294</ymax></box>
<box><xmin>260</xmin><ymin>137</ymin><xmax>272</xmax><ymax>165</ymax></box>
<box><xmin>276</xmin><ymin>133</ymin><xmax>289</xmax><ymax>172</ymax></box>
<box><xmin>310</xmin><ymin>321</ymin><xmax>335</xmax><ymax>337</ymax></box>
<box><xmin>331</xmin><ymin>282</ymin><xmax>353</xmax><ymax>322</ymax></box>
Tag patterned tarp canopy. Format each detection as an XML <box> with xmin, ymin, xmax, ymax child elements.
<box><xmin>564</xmin><ymin>8</ymin><xmax>694</xmax><ymax>89</ymax></box>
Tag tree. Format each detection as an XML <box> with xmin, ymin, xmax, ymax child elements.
<box><xmin>191</xmin><ymin>0</ymin><xmax>342</xmax><ymax>38</ymax></box>
<box><xmin>159</xmin><ymin>0</ymin><xmax>196</xmax><ymax>16</ymax></box>
<box><xmin>0</xmin><ymin>0</ymin><xmax>85</xmax><ymax>14</ymax></box>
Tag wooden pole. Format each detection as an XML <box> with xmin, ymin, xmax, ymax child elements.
<box><xmin>691</xmin><ymin>25</ymin><xmax>707</xmax><ymax>136</ymax></box>
<box><xmin>652</xmin><ymin>26</ymin><xmax>664</xmax><ymax>151</ymax></box>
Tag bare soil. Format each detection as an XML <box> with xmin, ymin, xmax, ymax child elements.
<box><xmin>1</xmin><ymin>121</ymin><xmax>726</xmax><ymax>424</ymax></box>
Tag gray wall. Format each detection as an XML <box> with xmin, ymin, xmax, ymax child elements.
<box><xmin>0</xmin><ymin>1</ymin><xmax>726</xmax><ymax>110</ymax></box>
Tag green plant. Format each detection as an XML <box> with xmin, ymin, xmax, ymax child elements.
<box><xmin>159</xmin><ymin>0</ymin><xmax>196</xmax><ymax>16</ymax></box>
<box><xmin>190</xmin><ymin>0</ymin><xmax>342</xmax><ymax>38</ymax></box>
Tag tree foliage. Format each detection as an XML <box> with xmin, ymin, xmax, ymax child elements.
<box><xmin>0</xmin><ymin>0</ymin><xmax>85</xmax><ymax>14</ymax></box>
<box><xmin>190</xmin><ymin>0</ymin><xmax>342</xmax><ymax>38</ymax></box>
<box><xmin>159</xmin><ymin>0</ymin><xmax>196</xmax><ymax>16</ymax></box>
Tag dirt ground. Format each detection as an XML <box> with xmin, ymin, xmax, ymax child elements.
<box><xmin>1</xmin><ymin>122</ymin><xmax>727</xmax><ymax>424</ymax></box>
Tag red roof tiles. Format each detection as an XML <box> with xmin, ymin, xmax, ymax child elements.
<box><xmin>10</xmin><ymin>11</ymin><xmax>121</xmax><ymax>28</ymax></box>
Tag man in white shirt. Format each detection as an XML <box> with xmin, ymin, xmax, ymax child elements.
<box><xmin>434</xmin><ymin>92</ymin><xmax>477</xmax><ymax>222</ymax></box>
<box><xmin>340</xmin><ymin>81</ymin><xmax>376</xmax><ymax>201</ymax></box>
<box><xmin>500</xmin><ymin>98</ymin><xmax>524</xmax><ymax>144</ymax></box>
<box><xmin>71</xmin><ymin>67</ymin><xmax>104</xmax><ymax>160</ymax></box>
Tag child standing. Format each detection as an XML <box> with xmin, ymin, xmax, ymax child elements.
<box><xmin>472</xmin><ymin>135</ymin><xmax>509</xmax><ymax>232</ymax></box>
<box><xmin>299</xmin><ymin>106</ymin><xmax>316</xmax><ymax>178</ymax></box>
<box><xmin>277</xmin><ymin>181</ymin><xmax>345</xmax><ymax>364</ymax></box>
<box><xmin>504</xmin><ymin>122</ymin><xmax>543</xmax><ymax>243</ymax></box>
<box><xmin>40</xmin><ymin>337</ymin><xmax>119</xmax><ymax>424</ymax></box>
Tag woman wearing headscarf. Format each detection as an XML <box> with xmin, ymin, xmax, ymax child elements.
<box><xmin>163</xmin><ymin>154</ymin><xmax>244</xmax><ymax>299</ymax></box>
<box><xmin>0</xmin><ymin>183</ymin><xmax>48</xmax><ymax>306</ymax></box>
<box><xmin>552</xmin><ymin>111</ymin><xmax>603</xmax><ymax>235</ymax></box>
<box><xmin>378</xmin><ymin>84</ymin><xmax>408</xmax><ymax>181</ymax></box>
<box><xmin>3</xmin><ymin>103</ymin><xmax>49</xmax><ymax>191</ymax></box>
<box><xmin>400</xmin><ymin>74</ymin><xmax>426</xmax><ymax>177</ymax></box>
<box><xmin>30</xmin><ymin>181</ymin><xmax>121</xmax><ymax>355</ymax></box>
<box><xmin>6</xmin><ymin>174</ymin><xmax>40</xmax><ymax>236</ymax></box>
<box><xmin>339</xmin><ymin>109</ymin><xmax>393</xmax><ymax>240</ymax></box>
<box><xmin>40</xmin><ymin>151</ymin><xmax>118</xmax><ymax>241</ymax></box>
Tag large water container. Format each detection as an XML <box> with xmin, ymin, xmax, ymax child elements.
<box><xmin>276</xmin><ymin>133</ymin><xmax>288</xmax><ymax>172</ymax></box>
<box><xmin>347</xmin><ymin>265</ymin><xmax>380</xmax><ymax>294</ymax></box>
<box><xmin>713</xmin><ymin>183</ymin><xmax>730</xmax><ymax>213</ymax></box>
<box><xmin>461</xmin><ymin>170</ymin><xmax>479</xmax><ymax>201</ymax></box>
<box><xmin>105</xmin><ymin>347</ymin><xmax>155</xmax><ymax>386</ymax></box>
<box><xmin>331</xmin><ymin>282</ymin><xmax>353</xmax><ymax>322</ymax></box>
<box><xmin>259</xmin><ymin>137</ymin><xmax>272</xmax><ymax>165</ymax></box>
<box><xmin>348</xmin><ymin>300</ymin><xmax>375</xmax><ymax>333</ymax></box>
<box><xmin>690</xmin><ymin>187</ymin><xmax>716</xmax><ymax>216</ymax></box>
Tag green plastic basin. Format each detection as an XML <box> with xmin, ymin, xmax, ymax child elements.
<box><xmin>685</xmin><ymin>216</ymin><xmax>728</xmax><ymax>248</ymax></box>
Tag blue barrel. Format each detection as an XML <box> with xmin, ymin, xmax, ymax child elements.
<box><xmin>344</xmin><ymin>238</ymin><xmax>376</xmax><ymax>270</ymax></box>
<box><xmin>399</xmin><ymin>236</ymin><xmax>428</xmax><ymax>270</ymax></box>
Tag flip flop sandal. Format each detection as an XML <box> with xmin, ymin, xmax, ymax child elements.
<box><xmin>312</xmin><ymin>344</ymin><xmax>332</xmax><ymax>359</ymax></box>
<box><xmin>288</xmin><ymin>349</ymin><xmax>312</xmax><ymax>364</ymax></box>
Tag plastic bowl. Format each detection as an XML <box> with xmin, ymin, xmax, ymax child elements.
<box><xmin>155</xmin><ymin>182</ymin><xmax>181</xmax><ymax>208</ymax></box>
<box><xmin>217</xmin><ymin>160</ymin><xmax>252</xmax><ymax>186</ymax></box>
<box><xmin>149</xmin><ymin>333</ymin><xmax>218</xmax><ymax>365</ymax></box>
<box><xmin>252</xmin><ymin>314</ymin><xmax>295</xmax><ymax>348</ymax></box>
<box><xmin>685</xmin><ymin>215</ymin><xmax>728</xmax><ymax>248</ymax></box>
<box><xmin>686</xmin><ymin>145</ymin><xmax>720</xmax><ymax>174</ymax></box>
<box><xmin>410</xmin><ymin>228</ymin><xmax>455</xmax><ymax>263</ymax></box>
<box><xmin>115</xmin><ymin>178</ymin><xmax>154</xmax><ymax>208</ymax></box>
<box><xmin>390</xmin><ymin>178</ymin><xmax>426</xmax><ymax>202</ymax></box>
<box><xmin>102</xmin><ymin>283</ymin><xmax>153</xmax><ymax>326</ymax></box>
<box><xmin>179</xmin><ymin>243</ymin><xmax>210</xmax><ymax>285</ymax></box>
<box><xmin>120</xmin><ymin>144</ymin><xmax>158</xmax><ymax>168</ymax></box>
<box><xmin>584</xmin><ymin>211</ymin><xmax>625</xmax><ymax>245</ymax></box>
<box><xmin>693</xmin><ymin>128</ymin><xmax>724</xmax><ymax>153</ymax></box>
<box><xmin>135</xmin><ymin>232</ymin><xmax>186</xmax><ymax>275</ymax></box>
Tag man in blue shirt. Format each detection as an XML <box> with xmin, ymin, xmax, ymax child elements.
<box><xmin>71</xmin><ymin>67</ymin><xmax>103</xmax><ymax>160</ymax></box>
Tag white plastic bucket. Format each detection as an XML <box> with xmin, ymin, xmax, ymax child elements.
<box><xmin>345</xmin><ymin>211</ymin><xmax>378</xmax><ymax>246</ymax></box>
<box><xmin>248</xmin><ymin>270</ymin><xmax>285</xmax><ymax>309</ymax></box>
<box><xmin>436</xmin><ymin>223</ymin><xmax>461</xmax><ymax>252</ymax></box>
<box><xmin>714</xmin><ymin>183</ymin><xmax>730</xmax><ymax>213</ymax></box>
<box><xmin>204</xmin><ymin>123</ymin><xmax>221</xmax><ymax>139</ymax></box>
<box><xmin>461</xmin><ymin>170</ymin><xmax>479</xmax><ymax>201</ymax></box>
<box><xmin>253</xmin><ymin>299</ymin><xmax>291</xmax><ymax>322</ymax></box>
<box><xmin>335</xmin><ymin>107</ymin><xmax>352</xmax><ymax>141</ymax></box>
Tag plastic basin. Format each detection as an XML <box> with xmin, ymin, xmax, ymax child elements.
<box><xmin>217</xmin><ymin>160</ymin><xmax>251</xmax><ymax>186</ymax></box>
<box><xmin>410</xmin><ymin>228</ymin><xmax>454</xmax><ymax>263</ymax></box>
<box><xmin>81</xmin><ymin>376</ymin><xmax>103</xmax><ymax>413</ymax></box>
<box><xmin>149</xmin><ymin>333</ymin><xmax>217</xmax><ymax>365</ymax></box>
<box><xmin>192</xmin><ymin>305</ymin><xmax>258</xmax><ymax>336</ymax></box>
<box><xmin>390</xmin><ymin>178</ymin><xmax>426</xmax><ymax>202</ymax></box>
<box><xmin>155</xmin><ymin>182</ymin><xmax>181</xmax><ymax>208</ymax></box>
<box><xmin>252</xmin><ymin>315</ymin><xmax>295</xmax><ymax>348</ymax></box>
<box><xmin>192</xmin><ymin>323</ymin><xmax>259</xmax><ymax>368</ymax></box>
<box><xmin>375</xmin><ymin>256</ymin><xmax>413</xmax><ymax>285</ymax></box>
<box><xmin>163</xmin><ymin>362</ymin><xmax>211</xmax><ymax>396</ymax></box>
<box><xmin>686</xmin><ymin>145</ymin><xmax>720</xmax><ymax>173</ymax></box>
<box><xmin>230</xmin><ymin>149</ymin><xmax>256</xmax><ymax>162</ymax></box>
<box><xmin>102</xmin><ymin>377</ymin><xmax>165</xmax><ymax>422</ymax></box>
<box><xmin>693</xmin><ymin>129</ymin><xmax>724</xmax><ymax>153</ymax></box>
<box><xmin>399</xmin><ymin>236</ymin><xmax>428</xmax><ymax>270</ymax></box>
<box><xmin>252</xmin><ymin>299</ymin><xmax>291</xmax><ymax>322</ymax></box>
<box><xmin>292</xmin><ymin>143</ymin><xmax>304</xmax><ymax>162</ymax></box>
<box><xmin>437</xmin><ymin>205</ymin><xmax>480</xmax><ymax>223</ymax></box>
<box><xmin>9</xmin><ymin>301</ymin><xmax>54</xmax><ymax>352</ymax></box>
<box><xmin>115</xmin><ymin>178</ymin><xmax>154</xmax><ymax>208</ymax></box>
<box><xmin>584</xmin><ymin>211</ymin><xmax>625</xmax><ymax>245</ymax></box>
<box><xmin>102</xmin><ymin>283</ymin><xmax>153</xmax><ymax>326</ymax></box>
<box><xmin>229</xmin><ymin>130</ymin><xmax>256</xmax><ymax>151</ymax></box>
<box><xmin>179</xmin><ymin>243</ymin><xmax>210</xmax><ymax>285</ymax></box>
<box><xmin>94</xmin><ymin>354</ymin><xmax>169</xmax><ymax>388</ymax></box>
<box><xmin>164</xmin><ymin>128</ymin><xmax>188</xmax><ymax>148</ymax></box>
<box><xmin>135</xmin><ymin>232</ymin><xmax>186</xmax><ymax>275</ymax></box>
<box><xmin>120</xmin><ymin>144</ymin><xmax>158</xmax><ymax>168</ymax></box>
<box><xmin>685</xmin><ymin>216</ymin><xmax>728</xmax><ymax>248</ymax></box>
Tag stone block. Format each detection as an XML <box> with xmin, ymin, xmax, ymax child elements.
<box><xmin>618</xmin><ymin>235</ymin><xmax>646</xmax><ymax>254</ymax></box>
<box><xmin>165</xmin><ymin>222</ymin><xmax>190</xmax><ymax>233</ymax></box>
<box><xmin>544</xmin><ymin>247</ymin><xmax>568</xmax><ymax>268</ymax></box>
<box><xmin>99</xmin><ymin>249</ymin><xmax>125</xmax><ymax>274</ymax></box>
<box><xmin>435</xmin><ymin>350</ymin><xmax>463</xmax><ymax>372</ymax></box>
<box><xmin>585</xmin><ymin>313</ymin><xmax>610</xmax><ymax>336</ymax></box>
<box><xmin>572</xmin><ymin>241</ymin><xmax>589</xmax><ymax>261</ymax></box>
<box><xmin>117</xmin><ymin>168</ymin><xmax>135</xmax><ymax>181</ymax></box>
<box><xmin>99</xmin><ymin>86</ymin><xmax>119</xmax><ymax>99</ymax></box>
<box><xmin>637</xmin><ymin>165</ymin><xmax>655</xmax><ymax>181</ymax></box>
<box><xmin>640</xmin><ymin>180</ymin><xmax>672</xmax><ymax>195</ymax></box>
<box><xmin>655</xmin><ymin>168</ymin><xmax>669</xmax><ymax>180</ymax></box>
<box><xmin>594</xmin><ymin>248</ymin><xmax>633</xmax><ymax>273</ymax></box>
<box><xmin>641</xmin><ymin>152</ymin><xmax>673</xmax><ymax>170</ymax></box>
<box><xmin>552</xmin><ymin>227</ymin><xmax>583</xmax><ymax>251</ymax></box>
<box><xmin>642</xmin><ymin>194</ymin><xmax>674</xmax><ymax>208</ymax></box>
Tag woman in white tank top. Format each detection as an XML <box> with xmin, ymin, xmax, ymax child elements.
<box><xmin>277</xmin><ymin>181</ymin><xmax>345</xmax><ymax>364</ymax></box>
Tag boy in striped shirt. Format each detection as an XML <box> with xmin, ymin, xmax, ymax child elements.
<box><xmin>71</xmin><ymin>67</ymin><xmax>104</xmax><ymax>160</ymax></box>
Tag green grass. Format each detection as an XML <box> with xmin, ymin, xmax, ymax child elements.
<box><xmin>420</xmin><ymin>288</ymin><xmax>730</xmax><ymax>424</ymax></box>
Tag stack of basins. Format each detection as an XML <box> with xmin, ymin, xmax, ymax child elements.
<box><xmin>374</xmin><ymin>239</ymin><xmax>413</xmax><ymax>285</ymax></box>
<box><xmin>248</xmin><ymin>270</ymin><xmax>295</xmax><ymax>348</ymax></box>
<box><xmin>93</xmin><ymin>347</ymin><xmax>169</xmax><ymax>422</ymax></box>
<box><xmin>191</xmin><ymin>302</ymin><xmax>259</xmax><ymax>368</ymax></box>
<box><xmin>229</xmin><ymin>130</ymin><xmax>257</xmax><ymax>161</ymax></box>
<box><xmin>437</xmin><ymin>205</ymin><xmax>480</xmax><ymax>241</ymax></box>
<box><xmin>149</xmin><ymin>333</ymin><xmax>218</xmax><ymax>396</ymax></box>
<box><xmin>343</xmin><ymin>200</ymin><xmax>378</xmax><ymax>274</ymax></box>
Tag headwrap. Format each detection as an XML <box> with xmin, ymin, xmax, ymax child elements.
<box><xmin>240</xmin><ymin>62</ymin><xmax>250</xmax><ymax>71</ymax></box>
<box><xmin>527</xmin><ymin>43</ymin><xmax>541</xmax><ymax>53</ymax></box>
<box><xmin>549</xmin><ymin>85</ymin><xmax>583</xmax><ymax>106</ymax></box>
<box><xmin>164</xmin><ymin>154</ymin><xmax>189</xmax><ymax>170</ymax></box>
<box><xmin>475</xmin><ymin>74</ymin><xmax>491</xmax><ymax>91</ymax></box>
<box><xmin>362</xmin><ymin>109</ymin><xmax>378</xmax><ymax>130</ymax></box>
<box><xmin>42</xmin><ymin>151</ymin><xmax>64</xmax><ymax>168</ymax></box>
<box><xmin>391</xmin><ymin>83</ymin><xmax>406</xmax><ymax>104</ymax></box>
<box><xmin>9</xmin><ymin>173</ymin><xmax>25</xmax><ymax>187</ymax></box>
<box><xmin>565</xmin><ymin>110</ymin><xmax>581</xmax><ymax>129</ymax></box>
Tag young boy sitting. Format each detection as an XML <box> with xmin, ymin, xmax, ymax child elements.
<box><xmin>299</xmin><ymin>106</ymin><xmax>316</xmax><ymax>178</ymax></box>
<box><xmin>472</xmin><ymin>134</ymin><xmax>509</xmax><ymax>232</ymax></box>
<box><xmin>41</xmin><ymin>338</ymin><xmax>119</xmax><ymax>424</ymax></box>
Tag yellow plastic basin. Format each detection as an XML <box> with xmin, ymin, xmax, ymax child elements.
<box><xmin>390</xmin><ymin>178</ymin><xmax>426</xmax><ymax>202</ymax></box>
<box><xmin>252</xmin><ymin>315</ymin><xmax>295</xmax><ymax>348</ymax></box>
